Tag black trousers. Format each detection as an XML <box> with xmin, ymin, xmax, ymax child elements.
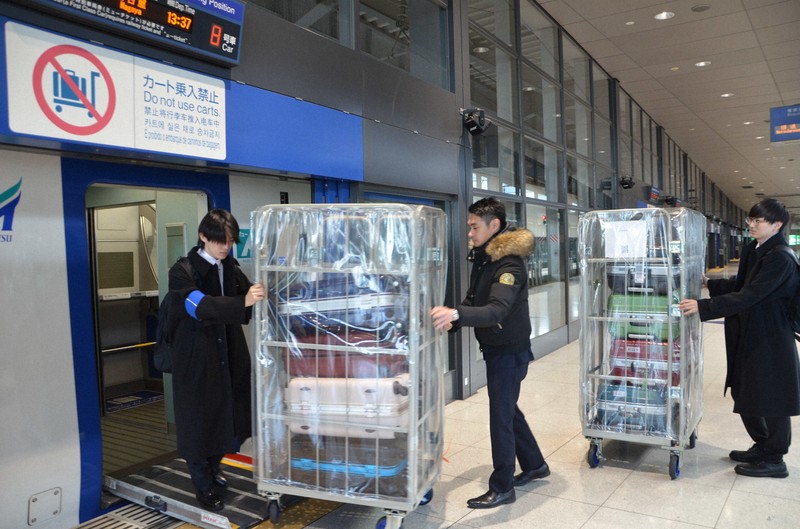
<box><xmin>740</xmin><ymin>414</ymin><xmax>791</xmax><ymax>461</ymax></box>
<box><xmin>186</xmin><ymin>454</ymin><xmax>224</xmax><ymax>493</ymax></box>
<box><xmin>485</xmin><ymin>348</ymin><xmax>545</xmax><ymax>493</ymax></box>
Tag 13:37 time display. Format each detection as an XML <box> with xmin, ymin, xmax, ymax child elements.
<box><xmin>166</xmin><ymin>10</ymin><xmax>193</xmax><ymax>32</ymax></box>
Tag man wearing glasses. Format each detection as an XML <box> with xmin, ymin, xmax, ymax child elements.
<box><xmin>680</xmin><ymin>198</ymin><xmax>800</xmax><ymax>478</ymax></box>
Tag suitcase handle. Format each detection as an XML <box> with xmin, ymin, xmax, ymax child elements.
<box><xmin>626</xmin><ymin>287</ymin><xmax>654</xmax><ymax>293</ymax></box>
<box><xmin>628</xmin><ymin>333</ymin><xmax>656</xmax><ymax>340</ymax></box>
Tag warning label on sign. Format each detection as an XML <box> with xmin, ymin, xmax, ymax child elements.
<box><xmin>4</xmin><ymin>21</ymin><xmax>226</xmax><ymax>160</ymax></box>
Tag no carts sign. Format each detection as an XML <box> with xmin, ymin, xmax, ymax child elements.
<box><xmin>32</xmin><ymin>44</ymin><xmax>116</xmax><ymax>136</ymax></box>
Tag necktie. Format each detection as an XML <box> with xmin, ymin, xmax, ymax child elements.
<box><xmin>215</xmin><ymin>262</ymin><xmax>224</xmax><ymax>295</ymax></box>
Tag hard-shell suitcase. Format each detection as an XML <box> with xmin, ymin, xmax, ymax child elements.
<box><xmin>278</xmin><ymin>292</ymin><xmax>408</xmax><ymax>330</ymax></box>
<box><xmin>285</xmin><ymin>374</ymin><xmax>409</xmax><ymax>438</ymax></box>
<box><xmin>594</xmin><ymin>382</ymin><xmax>669</xmax><ymax>433</ymax></box>
<box><xmin>607</xmin><ymin>294</ymin><xmax>680</xmax><ymax>341</ymax></box>
<box><xmin>285</xmin><ymin>330</ymin><xmax>408</xmax><ymax>378</ymax></box>
<box><xmin>609</xmin><ymin>338</ymin><xmax>681</xmax><ymax>385</ymax></box>
<box><xmin>289</xmin><ymin>434</ymin><xmax>407</xmax><ymax>495</ymax></box>
<box><xmin>607</xmin><ymin>263</ymin><xmax>679</xmax><ymax>295</ymax></box>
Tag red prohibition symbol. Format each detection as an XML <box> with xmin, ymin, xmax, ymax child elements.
<box><xmin>32</xmin><ymin>44</ymin><xmax>117</xmax><ymax>136</ymax></box>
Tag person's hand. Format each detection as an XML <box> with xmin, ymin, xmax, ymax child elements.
<box><xmin>679</xmin><ymin>299</ymin><xmax>698</xmax><ymax>316</ymax></box>
<box><xmin>702</xmin><ymin>275</ymin><xmax>709</xmax><ymax>289</ymax></box>
<box><xmin>245</xmin><ymin>283</ymin><xmax>266</xmax><ymax>307</ymax></box>
<box><xmin>430</xmin><ymin>306</ymin><xmax>455</xmax><ymax>331</ymax></box>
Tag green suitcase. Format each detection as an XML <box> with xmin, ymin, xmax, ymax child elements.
<box><xmin>607</xmin><ymin>294</ymin><xmax>680</xmax><ymax>341</ymax></box>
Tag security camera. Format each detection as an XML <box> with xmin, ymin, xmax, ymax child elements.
<box><xmin>619</xmin><ymin>176</ymin><xmax>635</xmax><ymax>189</ymax></box>
<box><xmin>462</xmin><ymin>108</ymin><xmax>492</xmax><ymax>135</ymax></box>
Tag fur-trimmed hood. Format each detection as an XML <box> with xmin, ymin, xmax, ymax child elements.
<box><xmin>482</xmin><ymin>227</ymin><xmax>535</xmax><ymax>261</ymax></box>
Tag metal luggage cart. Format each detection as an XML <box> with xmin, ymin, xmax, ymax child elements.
<box><xmin>578</xmin><ymin>208</ymin><xmax>706</xmax><ymax>479</ymax></box>
<box><xmin>251</xmin><ymin>204</ymin><xmax>448</xmax><ymax>528</ymax></box>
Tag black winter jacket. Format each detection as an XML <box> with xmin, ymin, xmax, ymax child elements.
<box><xmin>453</xmin><ymin>227</ymin><xmax>534</xmax><ymax>354</ymax></box>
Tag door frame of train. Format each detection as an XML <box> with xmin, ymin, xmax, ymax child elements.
<box><xmin>61</xmin><ymin>157</ymin><xmax>230</xmax><ymax>521</ymax></box>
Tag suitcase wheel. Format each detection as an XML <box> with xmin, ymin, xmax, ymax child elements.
<box><xmin>587</xmin><ymin>443</ymin><xmax>601</xmax><ymax>468</ymax></box>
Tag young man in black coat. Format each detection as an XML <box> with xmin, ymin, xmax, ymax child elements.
<box><xmin>680</xmin><ymin>198</ymin><xmax>800</xmax><ymax>478</ymax></box>
<box><xmin>169</xmin><ymin>209</ymin><xmax>265</xmax><ymax>510</ymax></box>
<box><xmin>431</xmin><ymin>197</ymin><xmax>549</xmax><ymax>509</ymax></box>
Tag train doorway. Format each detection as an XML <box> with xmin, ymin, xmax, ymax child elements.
<box><xmin>87</xmin><ymin>185</ymin><xmax>207</xmax><ymax>486</ymax></box>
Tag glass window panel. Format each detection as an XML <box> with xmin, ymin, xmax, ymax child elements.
<box><xmin>618</xmin><ymin>91</ymin><xmax>630</xmax><ymax>136</ymax></box>
<box><xmin>592</xmin><ymin>63</ymin><xmax>610</xmax><ymax>118</ymax></box>
<box><xmin>526</xmin><ymin>203</ymin><xmax>565</xmax><ymax>336</ymax></box>
<box><xmin>631</xmin><ymin>102</ymin><xmax>642</xmax><ymax>144</ymax></box>
<box><xmin>644</xmin><ymin>149</ymin><xmax>653</xmax><ymax>184</ymax></box>
<box><xmin>564</xmin><ymin>94</ymin><xmax>591</xmax><ymax>156</ymax></box>
<box><xmin>469</xmin><ymin>26</ymin><xmax>518</xmax><ymax>124</ymax></box>
<box><xmin>593</xmin><ymin>113</ymin><xmax>612</xmax><ymax>166</ymax></box>
<box><xmin>521</xmin><ymin>64</ymin><xmax>560</xmax><ymax>142</ymax></box>
<box><xmin>562</xmin><ymin>37</ymin><xmax>590</xmax><ymax>103</ymax></box>
<box><xmin>618</xmin><ymin>135</ymin><xmax>632</xmax><ymax>181</ymax></box>
<box><xmin>471</xmin><ymin>124</ymin><xmax>519</xmax><ymax>195</ymax></box>
<box><xmin>359</xmin><ymin>0</ymin><xmax>451</xmax><ymax>89</ymax></box>
<box><xmin>633</xmin><ymin>143</ymin><xmax>642</xmax><ymax>181</ymax></box>
<box><xmin>523</xmin><ymin>136</ymin><xmax>560</xmax><ymax>201</ymax></box>
<box><xmin>566</xmin><ymin>154</ymin><xmax>591</xmax><ymax>208</ymax></box>
<box><xmin>596</xmin><ymin>165</ymin><xmax>614</xmax><ymax>209</ymax></box>
<box><xmin>466</xmin><ymin>0</ymin><xmax>515</xmax><ymax>48</ymax></box>
<box><xmin>255</xmin><ymin>1</ymin><xmax>349</xmax><ymax>44</ymax></box>
<box><xmin>642</xmin><ymin>113</ymin><xmax>651</xmax><ymax>151</ymax></box>
<box><xmin>567</xmin><ymin>209</ymin><xmax>580</xmax><ymax>323</ymax></box>
<box><xmin>519</xmin><ymin>1</ymin><xmax>558</xmax><ymax>78</ymax></box>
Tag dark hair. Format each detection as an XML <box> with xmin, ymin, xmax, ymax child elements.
<box><xmin>749</xmin><ymin>198</ymin><xmax>790</xmax><ymax>233</ymax></box>
<box><xmin>468</xmin><ymin>197</ymin><xmax>507</xmax><ymax>231</ymax></box>
<box><xmin>197</xmin><ymin>209</ymin><xmax>240</xmax><ymax>247</ymax></box>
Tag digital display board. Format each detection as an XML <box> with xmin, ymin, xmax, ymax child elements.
<box><xmin>20</xmin><ymin>0</ymin><xmax>244</xmax><ymax>66</ymax></box>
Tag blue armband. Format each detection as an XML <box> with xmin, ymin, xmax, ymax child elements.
<box><xmin>185</xmin><ymin>290</ymin><xmax>206</xmax><ymax>320</ymax></box>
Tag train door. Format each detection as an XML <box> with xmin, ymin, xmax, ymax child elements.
<box><xmin>87</xmin><ymin>186</ymin><xmax>205</xmax><ymax>486</ymax></box>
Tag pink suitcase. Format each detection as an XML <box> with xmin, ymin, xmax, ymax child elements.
<box><xmin>609</xmin><ymin>338</ymin><xmax>680</xmax><ymax>385</ymax></box>
<box><xmin>285</xmin><ymin>374</ymin><xmax>409</xmax><ymax>438</ymax></box>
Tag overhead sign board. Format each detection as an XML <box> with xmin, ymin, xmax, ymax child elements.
<box><xmin>20</xmin><ymin>0</ymin><xmax>244</xmax><ymax>66</ymax></box>
<box><xmin>770</xmin><ymin>104</ymin><xmax>800</xmax><ymax>143</ymax></box>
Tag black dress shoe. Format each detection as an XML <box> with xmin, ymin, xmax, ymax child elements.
<box><xmin>734</xmin><ymin>461</ymin><xmax>788</xmax><ymax>478</ymax></box>
<box><xmin>729</xmin><ymin>445</ymin><xmax>765</xmax><ymax>463</ymax></box>
<box><xmin>213</xmin><ymin>472</ymin><xmax>228</xmax><ymax>488</ymax></box>
<box><xmin>195</xmin><ymin>489</ymin><xmax>224</xmax><ymax>511</ymax></box>
<box><xmin>466</xmin><ymin>489</ymin><xmax>515</xmax><ymax>509</ymax></box>
<box><xmin>513</xmin><ymin>462</ymin><xmax>551</xmax><ymax>487</ymax></box>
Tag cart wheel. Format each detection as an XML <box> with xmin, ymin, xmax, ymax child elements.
<box><xmin>688</xmin><ymin>430</ymin><xmax>697</xmax><ymax>449</ymax></box>
<box><xmin>669</xmin><ymin>453</ymin><xmax>680</xmax><ymax>480</ymax></box>
<box><xmin>419</xmin><ymin>489</ymin><xmax>433</xmax><ymax>506</ymax></box>
<box><xmin>267</xmin><ymin>500</ymin><xmax>280</xmax><ymax>524</ymax></box>
<box><xmin>587</xmin><ymin>443</ymin><xmax>600</xmax><ymax>468</ymax></box>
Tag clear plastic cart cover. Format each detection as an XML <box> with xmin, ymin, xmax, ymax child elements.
<box><xmin>250</xmin><ymin>204</ymin><xmax>447</xmax><ymax>508</ymax></box>
<box><xmin>577</xmin><ymin>208</ymin><xmax>706</xmax><ymax>445</ymax></box>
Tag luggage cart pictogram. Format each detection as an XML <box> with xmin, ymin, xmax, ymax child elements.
<box><xmin>52</xmin><ymin>69</ymin><xmax>101</xmax><ymax>117</ymax></box>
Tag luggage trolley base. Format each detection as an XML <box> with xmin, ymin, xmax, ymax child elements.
<box><xmin>586</xmin><ymin>429</ymin><xmax>698</xmax><ymax>480</ymax></box>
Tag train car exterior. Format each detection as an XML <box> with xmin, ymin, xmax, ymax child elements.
<box><xmin>0</xmin><ymin>1</ymin><xmax>467</xmax><ymax>527</ymax></box>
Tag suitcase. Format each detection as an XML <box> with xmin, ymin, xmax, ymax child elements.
<box><xmin>289</xmin><ymin>434</ymin><xmax>407</xmax><ymax>495</ymax></box>
<box><xmin>594</xmin><ymin>382</ymin><xmax>669</xmax><ymax>433</ymax></box>
<box><xmin>285</xmin><ymin>329</ymin><xmax>408</xmax><ymax>378</ymax></box>
<box><xmin>278</xmin><ymin>292</ymin><xmax>408</xmax><ymax>330</ymax></box>
<box><xmin>609</xmin><ymin>338</ymin><xmax>680</xmax><ymax>385</ymax></box>
<box><xmin>607</xmin><ymin>263</ymin><xmax>679</xmax><ymax>295</ymax></box>
<box><xmin>607</xmin><ymin>294</ymin><xmax>680</xmax><ymax>341</ymax></box>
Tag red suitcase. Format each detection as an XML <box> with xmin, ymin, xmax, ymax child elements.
<box><xmin>284</xmin><ymin>330</ymin><xmax>408</xmax><ymax>378</ymax></box>
<box><xmin>609</xmin><ymin>338</ymin><xmax>680</xmax><ymax>385</ymax></box>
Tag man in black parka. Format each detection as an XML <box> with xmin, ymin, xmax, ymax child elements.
<box><xmin>432</xmin><ymin>197</ymin><xmax>549</xmax><ymax>509</ymax></box>
<box><xmin>169</xmin><ymin>209</ymin><xmax>265</xmax><ymax>510</ymax></box>
<box><xmin>680</xmin><ymin>198</ymin><xmax>800</xmax><ymax>478</ymax></box>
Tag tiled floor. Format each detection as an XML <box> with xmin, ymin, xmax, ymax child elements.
<box><xmin>300</xmin><ymin>269</ymin><xmax>800</xmax><ymax>529</ymax></box>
